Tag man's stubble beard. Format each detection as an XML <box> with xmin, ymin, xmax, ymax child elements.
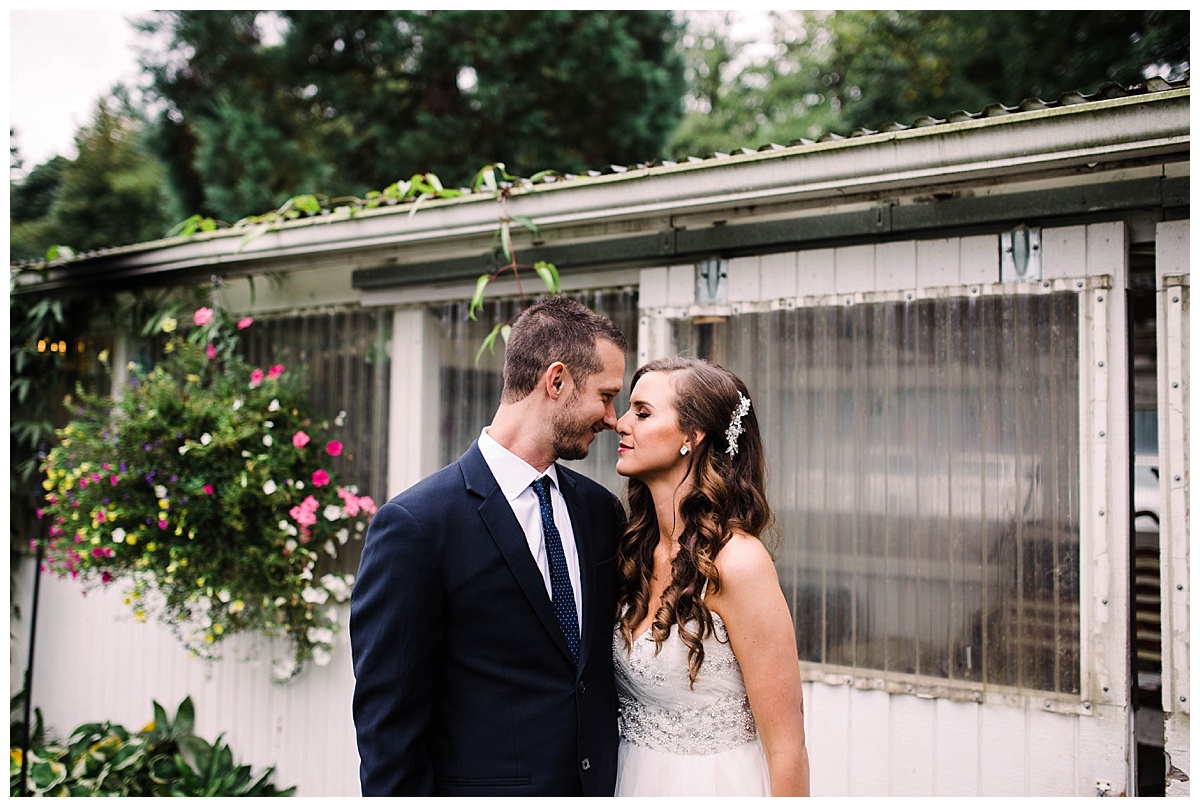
<box><xmin>550</xmin><ymin>388</ymin><xmax>592</xmax><ymax>462</ymax></box>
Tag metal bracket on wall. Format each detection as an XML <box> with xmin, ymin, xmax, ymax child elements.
<box><xmin>1001</xmin><ymin>224</ymin><xmax>1042</xmax><ymax>282</ymax></box>
<box><xmin>696</xmin><ymin>258</ymin><xmax>729</xmax><ymax>305</ymax></box>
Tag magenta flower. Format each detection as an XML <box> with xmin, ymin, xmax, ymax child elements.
<box><xmin>293</xmin><ymin>431</ymin><xmax>311</xmax><ymax>449</ymax></box>
<box><xmin>206</xmin><ymin>344</ymin><xmax>217</xmax><ymax>360</ymax></box>
<box><xmin>325</xmin><ymin>440</ymin><xmax>343</xmax><ymax>457</ymax></box>
<box><xmin>237</xmin><ymin>317</ymin><xmax>254</xmax><ymax>330</ymax></box>
<box><xmin>203</xmin><ymin>484</ymin><xmax>214</xmax><ymax>495</ymax></box>
<box><xmin>267</xmin><ymin>364</ymin><xmax>285</xmax><ymax>379</ymax></box>
<box><xmin>111</xmin><ymin>475</ymin><xmax>119</xmax><ymax>486</ymax></box>
<box><xmin>250</xmin><ymin>368</ymin><xmax>265</xmax><ymax>387</ymax></box>
<box><xmin>101</xmin><ymin>571</ymin><xmax>114</xmax><ymax>585</ymax></box>
<box><xmin>158</xmin><ymin>520</ymin><xmax>168</xmax><ymax>530</ymax></box>
<box><xmin>194</xmin><ymin>307</ymin><xmax>214</xmax><ymax>327</ymax></box>
<box><xmin>312</xmin><ymin>469</ymin><xmax>330</xmax><ymax>487</ymax></box>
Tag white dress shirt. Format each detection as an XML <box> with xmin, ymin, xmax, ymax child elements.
<box><xmin>477</xmin><ymin>428</ymin><xmax>582</xmax><ymax>628</ymax></box>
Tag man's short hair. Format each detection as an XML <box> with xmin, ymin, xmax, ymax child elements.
<box><xmin>501</xmin><ymin>296</ymin><xmax>628</xmax><ymax>403</ymax></box>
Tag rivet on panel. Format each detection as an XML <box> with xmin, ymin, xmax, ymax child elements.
<box><xmin>1099</xmin><ymin>431</ymin><xmax>1106</xmax><ymax>438</ymax></box>
<box><xmin>1174</xmin><ymin>475</ymin><xmax>1182</xmax><ymax>482</ymax></box>
<box><xmin>1098</xmin><ymin>295</ymin><xmax>1105</xmax><ymax>302</ymax></box>
<box><xmin>1098</xmin><ymin>361</ymin><xmax>1105</xmax><ymax>367</ymax></box>
<box><xmin>1099</xmin><ymin>510</ymin><xmax>1105</xmax><ymax>517</ymax></box>
<box><xmin>1102</xmin><ymin>598</ymin><xmax>1108</xmax><ymax>605</ymax></box>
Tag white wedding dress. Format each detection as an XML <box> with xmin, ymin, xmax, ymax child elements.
<box><xmin>613</xmin><ymin>609</ymin><xmax>771</xmax><ymax>796</ymax></box>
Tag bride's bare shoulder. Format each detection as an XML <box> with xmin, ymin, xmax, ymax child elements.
<box><xmin>712</xmin><ymin>532</ymin><xmax>775</xmax><ymax>589</ymax></box>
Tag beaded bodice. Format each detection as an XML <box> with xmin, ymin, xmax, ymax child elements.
<box><xmin>613</xmin><ymin>610</ymin><xmax>758</xmax><ymax>755</ymax></box>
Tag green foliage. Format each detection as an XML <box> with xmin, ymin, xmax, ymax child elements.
<box><xmin>668</xmin><ymin>9</ymin><xmax>1191</xmax><ymax>158</ymax></box>
<box><xmin>136</xmin><ymin>10</ymin><xmax>686</xmax><ymax>220</ymax></box>
<box><xmin>10</xmin><ymin>697</ymin><xmax>295</xmax><ymax>796</ymax></box>
<box><xmin>38</xmin><ymin>306</ymin><xmax>377</xmax><ymax>680</ymax></box>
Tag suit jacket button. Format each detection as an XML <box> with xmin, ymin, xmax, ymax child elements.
<box><xmin>581</xmin><ymin>758</ymin><xmax>591</xmax><ymax>771</ymax></box>
<box><xmin>577</xmin><ymin>681</ymin><xmax>586</xmax><ymax>695</ymax></box>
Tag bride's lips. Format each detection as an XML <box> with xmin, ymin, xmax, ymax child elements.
<box><xmin>617</xmin><ymin>443</ymin><xmax>632</xmax><ymax>453</ymax></box>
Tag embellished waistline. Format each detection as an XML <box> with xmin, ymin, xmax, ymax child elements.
<box><xmin>616</xmin><ymin>692</ymin><xmax>758</xmax><ymax>755</ymax></box>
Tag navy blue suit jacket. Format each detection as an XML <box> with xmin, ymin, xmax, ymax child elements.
<box><xmin>350</xmin><ymin>441</ymin><xmax>622</xmax><ymax>796</ymax></box>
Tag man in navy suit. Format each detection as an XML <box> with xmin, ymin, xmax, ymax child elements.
<box><xmin>350</xmin><ymin>296</ymin><xmax>628</xmax><ymax>796</ymax></box>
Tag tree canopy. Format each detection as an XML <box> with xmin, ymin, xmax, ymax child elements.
<box><xmin>135</xmin><ymin>10</ymin><xmax>686</xmax><ymax>221</ymax></box>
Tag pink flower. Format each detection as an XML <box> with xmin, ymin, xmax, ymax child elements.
<box><xmin>203</xmin><ymin>484</ymin><xmax>214</xmax><ymax>495</ymax></box>
<box><xmin>237</xmin><ymin>317</ymin><xmax>254</xmax><ymax>330</ymax></box>
<box><xmin>101</xmin><ymin>571</ymin><xmax>114</xmax><ymax>585</ymax></box>
<box><xmin>158</xmin><ymin>520</ymin><xmax>168</xmax><ymax>530</ymax></box>
<box><xmin>250</xmin><ymin>368</ymin><xmax>265</xmax><ymax>387</ymax></box>
<box><xmin>267</xmin><ymin>364</ymin><xmax>285</xmax><ymax>379</ymax></box>
<box><xmin>289</xmin><ymin>495</ymin><xmax>320</xmax><ymax>527</ymax></box>
<box><xmin>111</xmin><ymin>475</ymin><xmax>119</xmax><ymax>486</ymax></box>
<box><xmin>96</xmin><ymin>511</ymin><xmax>106</xmax><ymax>522</ymax></box>
<box><xmin>358</xmin><ymin>496</ymin><xmax>377</xmax><ymax>515</ymax></box>
<box><xmin>312</xmin><ymin>469</ymin><xmax>330</xmax><ymax>487</ymax></box>
<box><xmin>292</xmin><ymin>431</ymin><xmax>310</xmax><ymax>449</ymax></box>
<box><xmin>206</xmin><ymin>344</ymin><xmax>217</xmax><ymax>360</ymax></box>
<box><xmin>194</xmin><ymin>307</ymin><xmax>214</xmax><ymax>326</ymax></box>
<box><xmin>337</xmin><ymin>487</ymin><xmax>360</xmax><ymax>517</ymax></box>
<box><xmin>325</xmin><ymin>440</ymin><xmax>343</xmax><ymax>457</ymax></box>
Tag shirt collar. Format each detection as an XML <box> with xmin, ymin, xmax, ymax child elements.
<box><xmin>478</xmin><ymin>428</ymin><xmax>560</xmax><ymax>502</ymax></box>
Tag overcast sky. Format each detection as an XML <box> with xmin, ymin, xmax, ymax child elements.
<box><xmin>10</xmin><ymin>10</ymin><xmax>148</xmax><ymax>172</ymax></box>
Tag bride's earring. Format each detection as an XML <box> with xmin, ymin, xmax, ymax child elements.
<box><xmin>680</xmin><ymin>445</ymin><xmax>689</xmax><ymax>456</ymax></box>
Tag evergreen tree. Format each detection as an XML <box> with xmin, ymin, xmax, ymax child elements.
<box><xmin>136</xmin><ymin>10</ymin><xmax>686</xmax><ymax>221</ymax></box>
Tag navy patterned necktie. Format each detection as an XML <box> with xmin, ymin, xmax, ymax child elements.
<box><xmin>530</xmin><ymin>476</ymin><xmax>580</xmax><ymax>662</ymax></box>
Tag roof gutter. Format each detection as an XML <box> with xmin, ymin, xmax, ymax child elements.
<box><xmin>18</xmin><ymin>89</ymin><xmax>1190</xmax><ymax>295</ymax></box>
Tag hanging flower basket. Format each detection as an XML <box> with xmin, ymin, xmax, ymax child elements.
<box><xmin>37</xmin><ymin>306</ymin><xmax>376</xmax><ymax>681</ymax></box>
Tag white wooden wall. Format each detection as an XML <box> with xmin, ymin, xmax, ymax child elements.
<box><xmin>10</xmin><ymin>555</ymin><xmax>361</xmax><ymax>796</ymax></box>
<box><xmin>1156</xmin><ymin>220</ymin><xmax>1190</xmax><ymax>795</ymax></box>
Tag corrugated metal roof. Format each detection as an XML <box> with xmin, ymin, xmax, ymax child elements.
<box><xmin>11</xmin><ymin>76</ymin><xmax>1189</xmax><ymax>270</ymax></box>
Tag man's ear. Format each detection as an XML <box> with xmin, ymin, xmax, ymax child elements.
<box><xmin>543</xmin><ymin>362</ymin><xmax>568</xmax><ymax>399</ymax></box>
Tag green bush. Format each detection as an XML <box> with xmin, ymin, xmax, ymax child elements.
<box><xmin>9</xmin><ymin>696</ymin><xmax>294</xmax><ymax>796</ymax></box>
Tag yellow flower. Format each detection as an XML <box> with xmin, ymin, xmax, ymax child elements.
<box><xmin>146</xmin><ymin>542</ymin><xmax>157</xmax><ymax>552</ymax></box>
<box><xmin>186</xmin><ymin>373</ymin><xmax>200</xmax><ymax>383</ymax></box>
<box><xmin>158</xmin><ymin>498</ymin><xmax>170</xmax><ymax>510</ymax></box>
<box><xmin>80</xmin><ymin>462</ymin><xmax>91</xmax><ymax>473</ymax></box>
<box><xmin>230</xmin><ymin>600</ymin><xmax>245</xmax><ymax>614</ymax></box>
<box><xmin>213</xmin><ymin>624</ymin><xmax>224</xmax><ymax>635</ymax></box>
<box><xmin>134</xmin><ymin>609</ymin><xmax>147</xmax><ymax>622</ymax></box>
<box><xmin>127</xmin><ymin>535</ymin><xmax>138</xmax><ymax>545</ymax></box>
<box><xmin>142</xmin><ymin>721</ymin><xmax>156</xmax><ymax>732</ymax></box>
<box><xmin>161</xmin><ymin>317</ymin><xmax>177</xmax><ymax>333</ymax></box>
<box><xmin>204</xmin><ymin>634</ymin><xmax>215</xmax><ymax>644</ymax></box>
<box><xmin>42</xmin><ymin>479</ymin><xmax>53</xmax><ymax>491</ymax></box>
<box><xmin>10</xmin><ymin>748</ymin><xmax>22</xmax><ymax>767</ymax></box>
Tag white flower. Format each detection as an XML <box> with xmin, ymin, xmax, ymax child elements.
<box><xmin>274</xmin><ymin>596</ymin><xmax>287</xmax><ymax>606</ymax></box>
<box><xmin>263</xmin><ymin>479</ymin><xmax>277</xmax><ymax>495</ymax></box>
<box><xmin>272</xmin><ymin>657</ymin><xmax>297</xmax><ymax>681</ymax></box>
<box><xmin>263</xmin><ymin>434</ymin><xmax>273</xmax><ymax>447</ymax></box>
<box><xmin>111</xmin><ymin>528</ymin><xmax>126</xmax><ymax>543</ymax></box>
<box><xmin>279</xmin><ymin>520</ymin><xmax>290</xmax><ymax>531</ymax></box>
<box><xmin>335</xmin><ymin>410</ymin><xmax>347</xmax><ymax>427</ymax></box>
<box><xmin>217</xmin><ymin>589</ymin><xmax>231</xmax><ymax>603</ymax></box>
<box><xmin>264</xmin><ymin>420</ymin><xmax>274</xmax><ymax>429</ymax></box>
<box><xmin>300</xmin><ymin>567</ymin><xmax>314</xmax><ymax>582</ymax></box>
<box><xmin>240</xmin><ymin>474</ymin><xmax>248</xmax><ymax>488</ymax></box>
<box><xmin>312</xmin><ymin>647</ymin><xmax>332</xmax><ymax>667</ymax></box>
<box><xmin>285</xmin><ymin>539</ymin><xmax>298</xmax><ymax>552</ymax></box>
<box><xmin>200</xmin><ymin>433</ymin><xmax>212</xmax><ymax>446</ymax></box>
<box><xmin>154</xmin><ymin>485</ymin><xmax>168</xmax><ymax>500</ymax></box>
<box><xmin>295</xmin><ymin>480</ymin><xmax>304</xmax><ymax>490</ymax></box>
<box><xmin>324</xmin><ymin>504</ymin><xmax>342</xmax><ymax>522</ymax></box>
<box><xmin>178</xmin><ymin>444</ymin><xmax>191</xmax><ymax>455</ymax></box>
<box><xmin>336</xmin><ymin>528</ymin><xmax>350</xmax><ymax>545</ymax></box>
<box><xmin>326</xmin><ymin>606</ymin><xmax>339</xmax><ymax>623</ymax></box>
<box><xmin>356</xmin><ymin>522</ymin><xmax>365</xmax><ymax>533</ymax></box>
<box><xmin>301</xmin><ymin>586</ymin><xmax>329</xmax><ymax>604</ymax></box>
<box><xmin>306</xmin><ymin>626</ymin><xmax>334</xmax><ymax>645</ymax></box>
<box><xmin>324</xmin><ymin>540</ymin><xmax>337</xmax><ymax>558</ymax></box>
<box><xmin>269</xmin><ymin>398</ymin><xmax>280</xmax><ymax>412</ymax></box>
<box><xmin>233</xmin><ymin>399</ymin><xmax>243</xmax><ymax>411</ymax></box>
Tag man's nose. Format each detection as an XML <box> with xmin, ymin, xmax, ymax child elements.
<box><xmin>602</xmin><ymin>402</ymin><xmax>619</xmax><ymax>430</ymax></box>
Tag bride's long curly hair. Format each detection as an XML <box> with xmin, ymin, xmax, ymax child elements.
<box><xmin>616</xmin><ymin>357</ymin><xmax>774</xmax><ymax>685</ymax></box>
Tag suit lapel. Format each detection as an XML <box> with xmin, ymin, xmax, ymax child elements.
<box><xmin>461</xmin><ymin>443</ymin><xmax>576</xmax><ymax>665</ymax></box>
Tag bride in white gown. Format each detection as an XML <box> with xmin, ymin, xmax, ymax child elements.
<box><xmin>613</xmin><ymin>357</ymin><xmax>809</xmax><ymax>797</ymax></box>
